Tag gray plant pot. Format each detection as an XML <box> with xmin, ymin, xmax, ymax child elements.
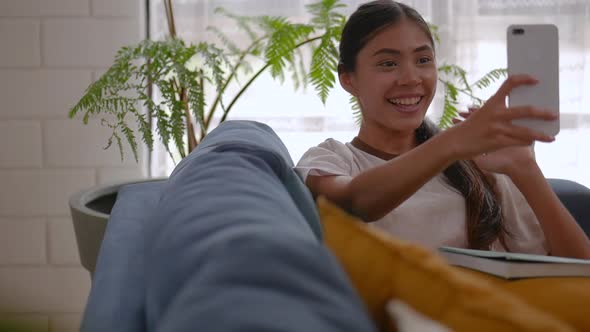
<box><xmin>69</xmin><ymin>179</ymin><xmax>164</xmax><ymax>277</ymax></box>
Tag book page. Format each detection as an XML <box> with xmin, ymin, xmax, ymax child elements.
<box><xmin>439</xmin><ymin>246</ymin><xmax>590</xmax><ymax>265</ymax></box>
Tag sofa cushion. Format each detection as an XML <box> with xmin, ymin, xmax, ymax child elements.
<box><xmin>317</xmin><ymin>196</ymin><xmax>574</xmax><ymax>332</ymax></box>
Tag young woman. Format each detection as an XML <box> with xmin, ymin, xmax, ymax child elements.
<box><xmin>295</xmin><ymin>0</ymin><xmax>590</xmax><ymax>259</ymax></box>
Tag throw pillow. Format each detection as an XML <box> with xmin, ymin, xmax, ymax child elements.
<box><xmin>317</xmin><ymin>196</ymin><xmax>574</xmax><ymax>332</ymax></box>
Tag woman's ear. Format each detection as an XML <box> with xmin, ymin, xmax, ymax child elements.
<box><xmin>338</xmin><ymin>70</ymin><xmax>357</xmax><ymax>96</ymax></box>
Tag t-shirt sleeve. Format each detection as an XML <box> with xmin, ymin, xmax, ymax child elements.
<box><xmin>492</xmin><ymin>174</ymin><xmax>549</xmax><ymax>255</ymax></box>
<box><xmin>294</xmin><ymin>139</ymin><xmax>353</xmax><ymax>182</ymax></box>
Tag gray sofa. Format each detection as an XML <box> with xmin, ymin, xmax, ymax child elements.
<box><xmin>80</xmin><ymin>120</ymin><xmax>590</xmax><ymax>332</ymax></box>
<box><xmin>81</xmin><ymin>120</ymin><xmax>376</xmax><ymax>332</ymax></box>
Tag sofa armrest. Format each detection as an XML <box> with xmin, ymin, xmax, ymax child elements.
<box><xmin>547</xmin><ymin>178</ymin><xmax>590</xmax><ymax>237</ymax></box>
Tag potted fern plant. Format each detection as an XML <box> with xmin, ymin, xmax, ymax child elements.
<box><xmin>69</xmin><ymin>0</ymin><xmax>506</xmax><ymax>275</ymax></box>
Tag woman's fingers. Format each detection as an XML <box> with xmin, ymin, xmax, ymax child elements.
<box><xmin>458</xmin><ymin>111</ymin><xmax>471</xmax><ymax>118</ymax></box>
<box><xmin>500</xmin><ymin>122</ymin><xmax>555</xmax><ymax>143</ymax></box>
<box><xmin>452</xmin><ymin>98</ymin><xmax>556</xmax><ymax>158</ymax></box>
<box><xmin>497</xmin><ymin>134</ymin><xmax>534</xmax><ymax>147</ymax></box>
<box><xmin>491</xmin><ymin>74</ymin><xmax>539</xmax><ymax>102</ymax></box>
<box><xmin>500</xmin><ymin>105</ymin><xmax>557</xmax><ymax>121</ymax></box>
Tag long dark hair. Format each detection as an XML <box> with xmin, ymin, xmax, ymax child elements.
<box><xmin>340</xmin><ymin>0</ymin><xmax>508</xmax><ymax>250</ymax></box>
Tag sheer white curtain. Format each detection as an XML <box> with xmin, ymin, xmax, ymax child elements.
<box><xmin>149</xmin><ymin>0</ymin><xmax>590</xmax><ymax>187</ymax></box>
<box><xmin>443</xmin><ymin>0</ymin><xmax>590</xmax><ymax>187</ymax></box>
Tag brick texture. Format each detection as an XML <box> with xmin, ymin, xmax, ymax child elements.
<box><xmin>0</xmin><ymin>0</ymin><xmax>145</xmax><ymax>326</ymax></box>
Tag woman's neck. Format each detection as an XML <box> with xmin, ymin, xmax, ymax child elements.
<box><xmin>357</xmin><ymin>125</ymin><xmax>417</xmax><ymax>156</ymax></box>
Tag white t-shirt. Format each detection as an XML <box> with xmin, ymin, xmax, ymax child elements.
<box><xmin>295</xmin><ymin>138</ymin><xmax>548</xmax><ymax>254</ymax></box>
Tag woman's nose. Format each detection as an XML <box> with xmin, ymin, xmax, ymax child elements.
<box><xmin>397</xmin><ymin>66</ymin><xmax>421</xmax><ymax>86</ymax></box>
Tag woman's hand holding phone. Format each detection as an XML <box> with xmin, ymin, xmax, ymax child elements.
<box><xmin>444</xmin><ymin>74</ymin><xmax>556</xmax><ymax>165</ymax></box>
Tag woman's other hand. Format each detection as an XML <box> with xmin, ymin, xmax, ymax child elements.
<box><xmin>453</xmin><ymin>107</ymin><xmax>538</xmax><ymax>177</ymax></box>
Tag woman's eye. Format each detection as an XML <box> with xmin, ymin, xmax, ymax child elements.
<box><xmin>379</xmin><ymin>61</ymin><xmax>397</xmax><ymax>68</ymax></box>
<box><xmin>418</xmin><ymin>57</ymin><xmax>432</xmax><ymax>64</ymax></box>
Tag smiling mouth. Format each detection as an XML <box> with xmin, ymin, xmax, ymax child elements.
<box><xmin>387</xmin><ymin>96</ymin><xmax>423</xmax><ymax>112</ymax></box>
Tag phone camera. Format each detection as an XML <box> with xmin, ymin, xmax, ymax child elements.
<box><xmin>512</xmin><ymin>28</ymin><xmax>525</xmax><ymax>35</ymax></box>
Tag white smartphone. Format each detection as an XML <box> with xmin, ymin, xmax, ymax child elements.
<box><xmin>507</xmin><ymin>24</ymin><xmax>560</xmax><ymax>136</ymax></box>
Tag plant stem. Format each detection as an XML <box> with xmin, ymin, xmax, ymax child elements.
<box><xmin>164</xmin><ymin>0</ymin><xmax>197</xmax><ymax>154</ymax></box>
<box><xmin>204</xmin><ymin>37</ymin><xmax>266</xmax><ymax>129</ymax></box>
<box><xmin>182</xmin><ymin>88</ymin><xmax>198</xmax><ymax>152</ymax></box>
<box><xmin>165</xmin><ymin>0</ymin><xmax>177</xmax><ymax>38</ymax></box>
<box><xmin>217</xmin><ymin>35</ymin><xmax>324</xmax><ymax>126</ymax></box>
<box><xmin>218</xmin><ymin>63</ymin><xmax>269</xmax><ymax>125</ymax></box>
<box><xmin>195</xmin><ymin>73</ymin><xmax>205</xmax><ymax>146</ymax></box>
<box><xmin>171</xmin><ymin>78</ymin><xmax>197</xmax><ymax>154</ymax></box>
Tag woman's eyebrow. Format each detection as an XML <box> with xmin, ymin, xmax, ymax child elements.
<box><xmin>413</xmin><ymin>45</ymin><xmax>433</xmax><ymax>53</ymax></box>
<box><xmin>372</xmin><ymin>45</ymin><xmax>433</xmax><ymax>56</ymax></box>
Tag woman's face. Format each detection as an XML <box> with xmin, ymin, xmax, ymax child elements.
<box><xmin>340</xmin><ymin>18</ymin><xmax>437</xmax><ymax>136</ymax></box>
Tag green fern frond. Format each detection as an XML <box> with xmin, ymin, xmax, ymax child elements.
<box><xmin>306</xmin><ymin>0</ymin><xmax>346</xmax><ymax>30</ymax></box>
<box><xmin>203</xmin><ymin>36</ymin><xmax>267</xmax><ymax>131</ymax></box>
<box><xmin>112</xmin><ymin>131</ymin><xmax>125</xmax><ymax>163</ymax></box>
<box><xmin>238</xmin><ymin>58</ymin><xmax>254</xmax><ymax>76</ymax></box>
<box><xmin>285</xmin><ymin>47</ymin><xmax>310</xmax><ymax>91</ymax></box>
<box><xmin>288</xmin><ymin>56</ymin><xmax>302</xmax><ymax>91</ymax></box>
<box><xmin>328</xmin><ymin>15</ymin><xmax>346</xmax><ymax>41</ymax></box>
<box><xmin>192</xmin><ymin>43</ymin><xmax>229</xmax><ymax>134</ymax></box>
<box><xmin>136</xmin><ymin>94</ymin><xmax>156</xmax><ymax>149</ymax></box>
<box><xmin>101</xmin><ymin>118</ymin><xmax>125</xmax><ymax>162</ymax></box>
<box><xmin>169</xmin><ymin>103</ymin><xmax>186</xmax><ymax>159</ymax></box>
<box><xmin>261</xmin><ymin>17</ymin><xmax>314</xmax><ymax>81</ymax></box>
<box><xmin>309</xmin><ymin>35</ymin><xmax>338</xmax><ymax>104</ymax></box>
<box><xmin>438</xmin><ymin>63</ymin><xmax>473</xmax><ymax>96</ymax></box>
<box><xmin>350</xmin><ymin>95</ymin><xmax>362</xmax><ymax>126</ymax></box>
<box><xmin>155</xmin><ymin>108</ymin><xmax>173</xmax><ymax>156</ymax></box>
<box><xmin>428</xmin><ymin>23</ymin><xmax>440</xmax><ymax>45</ymax></box>
<box><xmin>121</xmin><ymin>123</ymin><xmax>139</xmax><ymax>162</ymax></box>
<box><xmin>438</xmin><ymin>83</ymin><xmax>460</xmax><ymax>129</ymax></box>
<box><xmin>197</xmin><ymin>43</ymin><xmax>228</xmax><ymax>93</ymax></box>
<box><xmin>297</xmin><ymin>48</ymin><xmax>308</xmax><ymax>90</ymax></box>
<box><xmin>207</xmin><ymin>26</ymin><xmax>241</xmax><ymax>55</ymax></box>
<box><xmin>473</xmin><ymin>68</ymin><xmax>508</xmax><ymax>90</ymax></box>
<box><xmin>214</xmin><ymin>7</ymin><xmax>261</xmax><ymax>43</ymax></box>
<box><xmin>70</xmin><ymin>38</ymin><xmax>207</xmax><ymax>160</ymax></box>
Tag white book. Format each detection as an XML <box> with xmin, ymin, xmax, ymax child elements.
<box><xmin>438</xmin><ymin>246</ymin><xmax>590</xmax><ymax>279</ymax></box>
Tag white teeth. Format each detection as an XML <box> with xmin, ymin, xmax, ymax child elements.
<box><xmin>388</xmin><ymin>97</ymin><xmax>421</xmax><ymax>105</ymax></box>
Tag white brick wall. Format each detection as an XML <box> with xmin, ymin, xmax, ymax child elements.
<box><xmin>0</xmin><ymin>20</ymin><xmax>41</xmax><ymax>66</ymax></box>
<box><xmin>92</xmin><ymin>0</ymin><xmax>139</xmax><ymax>17</ymax></box>
<box><xmin>0</xmin><ymin>70</ymin><xmax>92</xmax><ymax>119</ymax></box>
<box><xmin>42</xmin><ymin>19</ymin><xmax>140</xmax><ymax>67</ymax></box>
<box><xmin>0</xmin><ymin>121</ymin><xmax>42</xmax><ymax>167</ymax></box>
<box><xmin>0</xmin><ymin>0</ymin><xmax>145</xmax><ymax>329</ymax></box>
<box><xmin>0</xmin><ymin>219</ymin><xmax>46</xmax><ymax>265</ymax></box>
<box><xmin>43</xmin><ymin>120</ymin><xmax>139</xmax><ymax>167</ymax></box>
<box><xmin>98</xmin><ymin>166</ymin><xmax>146</xmax><ymax>185</ymax></box>
<box><xmin>0</xmin><ymin>0</ymin><xmax>89</xmax><ymax>17</ymax></box>
<box><xmin>0</xmin><ymin>267</ymin><xmax>90</xmax><ymax>313</ymax></box>
<box><xmin>48</xmin><ymin>218</ymin><xmax>81</xmax><ymax>265</ymax></box>
<box><xmin>0</xmin><ymin>170</ymin><xmax>96</xmax><ymax>216</ymax></box>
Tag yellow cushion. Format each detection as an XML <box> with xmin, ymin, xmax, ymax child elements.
<box><xmin>317</xmin><ymin>196</ymin><xmax>574</xmax><ymax>332</ymax></box>
<box><xmin>460</xmin><ymin>268</ymin><xmax>590</xmax><ymax>331</ymax></box>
